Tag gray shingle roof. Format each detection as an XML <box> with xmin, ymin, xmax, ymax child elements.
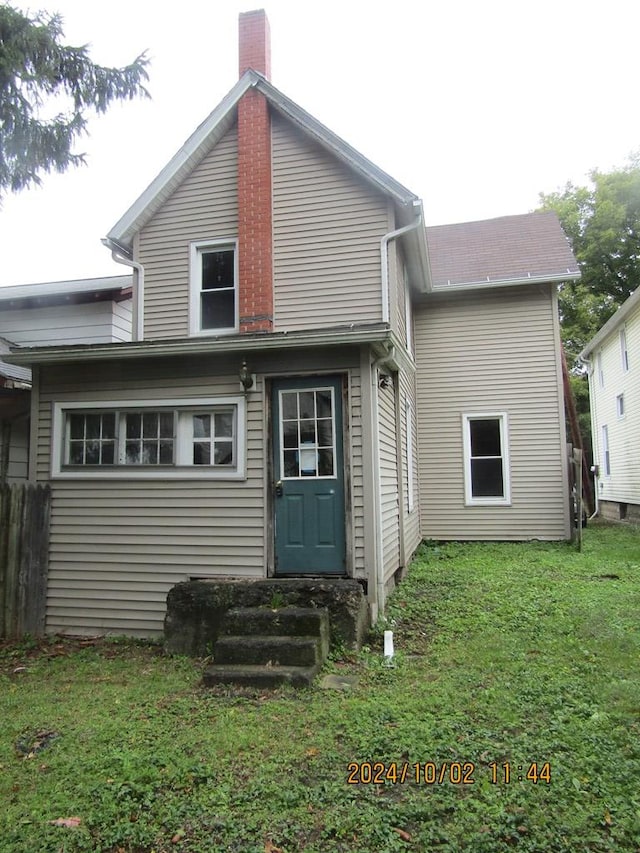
<box><xmin>426</xmin><ymin>211</ymin><xmax>579</xmax><ymax>288</ymax></box>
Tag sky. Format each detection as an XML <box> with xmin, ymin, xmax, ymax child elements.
<box><xmin>1</xmin><ymin>0</ymin><xmax>639</xmax><ymax>287</ymax></box>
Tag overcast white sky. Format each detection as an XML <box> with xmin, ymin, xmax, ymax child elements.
<box><xmin>1</xmin><ymin>0</ymin><xmax>638</xmax><ymax>287</ymax></box>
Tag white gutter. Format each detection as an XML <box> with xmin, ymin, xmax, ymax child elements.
<box><xmin>6</xmin><ymin>325</ymin><xmax>393</xmax><ymax>365</ymax></box>
<box><xmin>380</xmin><ymin>207</ymin><xmax>423</xmax><ymax>323</ymax></box>
<box><xmin>371</xmin><ymin>343</ymin><xmax>396</xmax><ymax>618</ymax></box>
<box><xmin>102</xmin><ymin>238</ymin><xmax>145</xmax><ymax>341</ymax></box>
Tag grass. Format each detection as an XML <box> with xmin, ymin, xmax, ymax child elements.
<box><xmin>1</xmin><ymin>522</ymin><xmax>639</xmax><ymax>852</ymax></box>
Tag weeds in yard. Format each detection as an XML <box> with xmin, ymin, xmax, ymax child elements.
<box><xmin>1</xmin><ymin>523</ymin><xmax>639</xmax><ymax>851</ymax></box>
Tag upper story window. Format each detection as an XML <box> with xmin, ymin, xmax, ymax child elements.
<box><xmin>462</xmin><ymin>413</ymin><xmax>511</xmax><ymax>506</ymax></box>
<box><xmin>190</xmin><ymin>240</ymin><xmax>238</xmax><ymax>335</ymax></box>
<box><xmin>601</xmin><ymin>424</ymin><xmax>611</xmax><ymax>476</ymax></box>
<box><xmin>597</xmin><ymin>350</ymin><xmax>604</xmax><ymax>388</ymax></box>
<box><xmin>620</xmin><ymin>328</ymin><xmax>629</xmax><ymax>373</ymax></box>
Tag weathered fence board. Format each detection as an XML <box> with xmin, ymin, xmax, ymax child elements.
<box><xmin>0</xmin><ymin>483</ymin><xmax>50</xmax><ymax>638</ymax></box>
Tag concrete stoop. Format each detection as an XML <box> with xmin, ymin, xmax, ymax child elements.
<box><xmin>203</xmin><ymin>606</ymin><xmax>330</xmax><ymax>688</ymax></box>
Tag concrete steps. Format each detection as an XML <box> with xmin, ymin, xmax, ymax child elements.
<box><xmin>203</xmin><ymin>605</ymin><xmax>330</xmax><ymax>688</ymax></box>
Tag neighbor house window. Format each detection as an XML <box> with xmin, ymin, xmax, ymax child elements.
<box><xmin>602</xmin><ymin>424</ymin><xmax>610</xmax><ymax>476</ymax></box>
<box><xmin>616</xmin><ymin>394</ymin><xmax>625</xmax><ymax>418</ymax></box>
<box><xmin>620</xmin><ymin>328</ymin><xmax>629</xmax><ymax>372</ymax></box>
<box><xmin>463</xmin><ymin>413</ymin><xmax>511</xmax><ymax>505</ymax></box>
<box><xmin>190</xmin><ymin>240</ymin><xmax>238</xmax><ymax>334</ymax></box>
<box><xmin>597</xmin><ymin>350</ymin><xmax>604</xmax><ymax>388</ymax></box>
<box><xmin>53</xmin><ymin>397</ymin><xmax>245</xmax><ymax>480</ymax></box>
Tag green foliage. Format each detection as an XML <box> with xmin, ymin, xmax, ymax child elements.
<box><xmin>0</xmin><ymin>4</ymin><xmax>149</xmax><ymax>197</ymax></box>
<box><xmin>1</xmin><ymin>526</ymin><xmax>640</xmax><ymax>851</ymax></box>
<box><xmin>539</xmin><ymin>154</ymin><xmax>640</xmax><ymax>366</ymax></box>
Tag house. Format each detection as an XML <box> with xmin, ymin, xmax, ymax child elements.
<box><xmin>580</xmin><ymin>286</ymin><xmax>640</xmax><ymax>522</ymax></box>
<box><xmin>5</xmin><ymin>11</ymin><xmax>579</xmax><ymax>638</ymax></box>
<box><xmin>0</xmin><ymin>276</ymin><xmax>132</xmax><ymax>483</ymax></box>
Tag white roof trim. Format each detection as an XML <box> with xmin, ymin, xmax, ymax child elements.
<box><xmin>0</xmin><ymin>275</ymin><xmax>131</xmax><ymax>302</ymax></box>
<box><xmin>580</xmin><ymin>285</ymin><xmax>640</xmax><ymax>359</ymax></box>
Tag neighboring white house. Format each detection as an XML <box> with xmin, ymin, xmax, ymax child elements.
<box><xmin>580</xmin><ymin>286</ymin><xmax>640</xmax><ymax>522</ymax></box>
<box><xmin>0</xmin><ymin>276</ymin><xmax>132</xmax><ymax>483</ymax></box>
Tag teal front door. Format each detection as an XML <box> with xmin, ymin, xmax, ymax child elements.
<box><xmin>272</xmin><ymin>376</ymin><xmax>346</xmax><ymax>575</ymax></box>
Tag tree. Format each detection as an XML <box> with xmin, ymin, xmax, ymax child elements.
<box><xmin>0</xmin><ymin>4</ymin><xmax>149</xmax><ymax>197</ymax></box>
<box><xmin>538</xmin><ymin>155</ymin><xmax>640</xmax><ymax>365</ymax></box>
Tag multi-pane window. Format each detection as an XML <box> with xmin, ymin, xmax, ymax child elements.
<box><xmin>279</xmin><ymin>388</ymin><xmax>335</xmax><ymax>478</ymax></box>
<box><xmin>68</xmin><ymin>413</ymin><xmax>116</xmax><ymax>465</ymax></box>
<box><xmin>463</xmin><ymin>414</ymin><xmax>510</xmax><ymax>504</ymax></box>
<box><xmin>190</xmin><ymin>241</ymin><xmax>237</xmax><ymax>334</ymax></box>
<box><xmin>192</xmin><ymin>412</ymin><xmax>235</xmax><ymax>465</ymax></box>
<box><xmin>62</xmin><ymin>405</ymin><xmax>238</xmax><ymax>471</ymax></box>
<box><xmin>125</xmin><ymin>412</ymin><xmax>175</xmax><ymax>465</ymax></box>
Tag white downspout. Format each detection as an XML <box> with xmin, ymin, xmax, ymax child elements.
<box><xmin>380</xmin><ymin>210</ymin><xmax>423</xmax><ymax>324</ymax></box>
<box><xmin>371</xmin><ymin>344</ymin><xmax>396</xmax><ymax>619</ymax></box>
<box><xmin>101</xmin><ymin>238</ymin><xmax>145</xmax><ymax>342</ymax></box>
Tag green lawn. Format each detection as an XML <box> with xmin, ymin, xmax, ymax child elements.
<box><xmin>1</xmin><ymin>523</ymin><xmax>639</xmax><ymax>852</ymax></box>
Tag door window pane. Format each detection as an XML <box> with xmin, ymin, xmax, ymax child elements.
<box><xmin>279</xmin><ymin>387</ymin><xmax>336</xmax><ymax>479</ymax></box>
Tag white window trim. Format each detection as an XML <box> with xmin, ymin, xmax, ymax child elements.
<box><xmin>405</xmin><ymin>398</ymin><xmax>414</xmax><ymax>513</ymax></box>
<box><xmin>620</xmin><ymin>328</ymin><xmax>629</xmax><ymax>373</ymax></box>
<box><xmin>52</xmin><ymin>397</ymin><xmax>246</xmax><ymax>480</ymax></box>
<box><xmin>462</xmin><ymin>412</ymin><xmax>511</xmax><ymax>506</ymax></box>
<box><xmin>616</xmin><ymin>393</ymin><xmax>625</xmax><ymax>419</ymax></box>
<box><xmin>189</xmin><ymin>238</ymin><xmax>239</xmax><ymax>337</ymax></box>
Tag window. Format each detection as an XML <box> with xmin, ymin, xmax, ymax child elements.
<box><xmin>463</xmin><ymin>413</ymin><xmax>511</xmax><ymax>505</ymax></box>
<box><xmin>279</xmin><ymin>387</ymin><xmax>335</xmax><ymax>479</ymax></box>
<box><xmin>620</xmin><ymin>328</ymin><xmax>629</xmax><ymax>372</ymax></box>
<box><xmin>601</xmin><ymin>424</ymin><xmax>611</xmax><ymax>476</ymax></box>
<box><xmin>597</xmin><ymin>350</ymin><xmax>604</xmax><ymax>388</ymax></box>
<box><xmin>405</xmin><ymin>398</ymin><xmax>414</xmax><ymax>512</ymax></box>
<box><xmin>52</xmin><ymin>397</ymin><xmax>245</xmax><ymax>479</ymax></box>
<box><xmin>616</xmin><ymin>394</ymin><xmax>625</xmax><ymax>418</ymax></box>
<box><xmin>190</xmin><ymin>240</ymin><xmax>238</xmax><ymax>334</ymax></box>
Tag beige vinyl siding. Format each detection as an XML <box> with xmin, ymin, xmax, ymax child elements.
<box><xmin>1</xmin><ymin>302</ymin><xmax>132</xmax><ymax>346</ymax></box>
<box><xmin>37</xmin><ymin>346</ymin><xmax>364</xmax><ymax>636</ymax></box>
<box><xmin>272</xmin><ymin>114</ymin><xmax>390</xmax><ymax>331</ymax></box>
<box><xmin>138</xmin><ymin>127</ymin><xmax>239</xmax><ymax>340</ymax></box>
<box><xmin>378</xmin><ymin>375</ymin><xmax>400</xmax><ymax>583</ymax></box>
<box><xmin>589</xmin><ymin>300</ymin><xmax>640</xmax><ymax>507</ymax></box>
<box><xmin>415</xmin><ymin>284</ymin><xmax>569</xmax><ymax>540</ymax></box>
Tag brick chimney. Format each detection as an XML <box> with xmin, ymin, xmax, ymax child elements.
<box><xmin>237</xmin><ymin>9</ymin><xmax>273</xmax><ymax>333</ymax></box>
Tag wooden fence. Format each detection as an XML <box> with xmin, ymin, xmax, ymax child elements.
<box><xmin>0</xmin><ymin>483</ymin><xmax>50</xmax><ymax>639</ymax></box>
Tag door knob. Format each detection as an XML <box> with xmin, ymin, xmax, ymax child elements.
<box><xmin>274</xmin><ymin>479</ymin><xmax>283</xmax><ymax>497</ymax></box>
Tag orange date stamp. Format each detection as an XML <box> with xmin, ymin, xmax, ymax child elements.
<box><xmin>346</xmin><ymin>761</ymin><xmax>552</xmax><ymax>785</ymax></box>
